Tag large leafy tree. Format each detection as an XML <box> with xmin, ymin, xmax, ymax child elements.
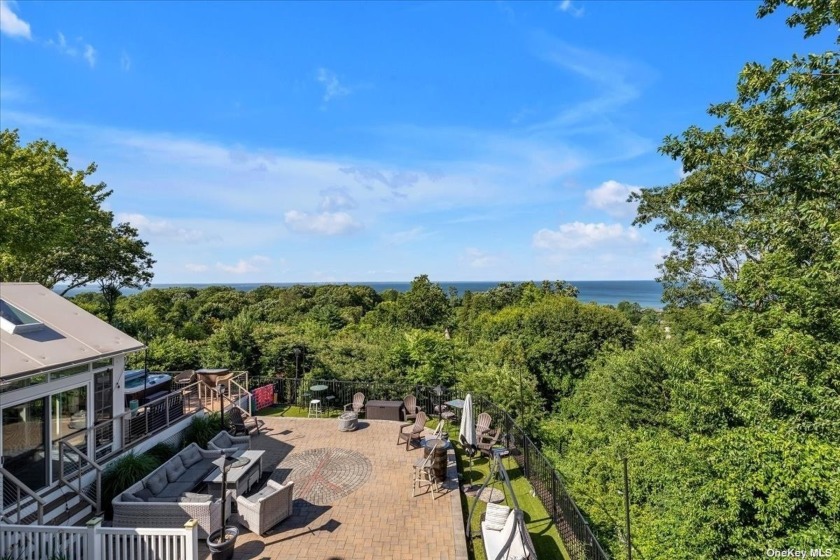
<box><xmin>396</xmin><ymin>274</ymin><xmax>450</xmax><ymax>329</ymax></box>
<box><xmin>0</xmin><ymin>130</ymin><xmax>155</xmax><ymax>307</ymax></box>
<box><xmin>556</xmin><ymin>2</ymin><xmax>840</xmax><ymax>556</ymax></box>
<box><xmin>632</xmin><ymin>3</ymin><xmax>839</xmax><ymax>319</ymax></box>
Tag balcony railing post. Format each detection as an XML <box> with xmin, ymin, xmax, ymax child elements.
<box><xmin>523</xmin><ymin>437</ymin><xmax>529</xmax><ymax>479</ymax></box>
<box><xmin>86</xmin><ymin>516</ymin><xmax>102</xmax><ymax>560</ymax></box>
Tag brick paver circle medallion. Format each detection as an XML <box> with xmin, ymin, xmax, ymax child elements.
<box><xmin>281</xmin><ymin>447</ymin><xmax>372</xmax><ymax>505</ymax></box>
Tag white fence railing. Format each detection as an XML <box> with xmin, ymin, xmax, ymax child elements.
<box><xmin>0</xmin><ymin>518</ymin><xmax>198</xmax><ymax>560</ymax></box>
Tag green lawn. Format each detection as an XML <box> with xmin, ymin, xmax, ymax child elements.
<box><xmin>438</xmin><ymin>420</ymin><xmax>571</xmax><ymax>560</ymax></box>
<box><xmin>256</xmin><ymin>404</ymin><xmax>343</xmax><ymax>418</ymax></box>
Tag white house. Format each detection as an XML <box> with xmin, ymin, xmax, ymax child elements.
<box><xmin>0</xmin><ymin>282</ymin><xmax>144</xmax><ymax>514</ymax></box>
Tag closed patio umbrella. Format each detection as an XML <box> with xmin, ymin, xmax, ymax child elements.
<box><xmin>459</xmin><ymin>393</ymin><xmax>477</xmax><ymax>485</ymax></box>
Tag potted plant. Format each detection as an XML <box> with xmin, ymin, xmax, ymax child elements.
<box><xmin>207</xmin><ymin>526</ymin><xmax>239</xmax><ymax>560</ymax></box>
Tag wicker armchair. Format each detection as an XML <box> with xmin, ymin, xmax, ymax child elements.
<box><xmin>396</xmin><ymin>411</ymin><xmax>428</xmax><ymax>450</ymax></box>
<box><xmin>174</xmin><ymin>369</ymin><xmax>195</xmax><ymax>387</ymax></box>
<box><xmin>344</xmin><ymin>392</ymin><xmax>366</xmax><ymax>416</ymax></box>
<box><xmin>403</xmin><ymin>394</ymin><xmax>421</xmax><ymax>422</ymax></box>
<box><xmin>236</xmin><ymin>480</ymin><xmax>294</xmax><ymax>536</ymax></box>
<box><xmin>208</xmin><ymin>430</ymin><xmax>250</xmax><ymax>453</ymax></box>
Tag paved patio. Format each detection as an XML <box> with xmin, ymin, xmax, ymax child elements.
<box><xmin>199</xmin><ymin>416</ymin><xmax>468</xmax><ymax>560</ymax></box>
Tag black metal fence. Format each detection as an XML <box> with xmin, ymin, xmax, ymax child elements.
<box><xmin>246</xmin><ymin>375</ymin><xmax>611</xmax><ymax>560</ymax></box>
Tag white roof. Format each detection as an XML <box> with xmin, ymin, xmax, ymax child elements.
<box><xmin>0</xmin><ymin>283</ymin><xmax>144</xmax><ymax>379</ymax></box>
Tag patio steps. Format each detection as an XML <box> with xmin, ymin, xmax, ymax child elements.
<box><xmin>4</xmin><ymin>485</ymin><xmax>93</xmax><ymax>527</ymax></box>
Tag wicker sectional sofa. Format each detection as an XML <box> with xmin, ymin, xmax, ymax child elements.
<box><xmin>112</xmin><ymin>443</ymin><xmax>231</xmax><ymax>538</ymax></box>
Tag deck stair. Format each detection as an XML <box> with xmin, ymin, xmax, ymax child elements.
<box><xmin>2</xmin><ymin>479</ymin><xmax>93</xmax><ymax>527</ymax></box>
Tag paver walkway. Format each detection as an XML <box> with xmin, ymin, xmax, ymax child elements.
<box><xmin>199</xmin><ymin>416</ymin><xmax>464</xmax><ymax>560</ymax></box>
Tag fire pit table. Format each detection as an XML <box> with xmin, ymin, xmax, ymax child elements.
<box><xmin>338</xmin><ymin>412</ymin><xmax>358</xmax><ymax>432</ymax></box>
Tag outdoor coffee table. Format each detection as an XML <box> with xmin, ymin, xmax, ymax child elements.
<box><xmin>204</xmin><ymin>450</ymin><xmax>264</xmax><ymax>498</ymax></box>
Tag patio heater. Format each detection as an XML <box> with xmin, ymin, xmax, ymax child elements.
<box><xmin>208</xmin><ymin>452</ymin><xmax>249</xmax><ymax>559</ymax></box>
<box><xmin>294</xmin><ymin>347</ymin><xmax>302</xmax><ymax>377</ymax></box>
<box><xmin>294</xmin><ymin>347</ymin><xmax>302</xmax><ymax>404</ymax></box>
<box><xmin>433</xmin><ymin>384</ymin><xmax>444</xmax><ymax>424</ymax></box>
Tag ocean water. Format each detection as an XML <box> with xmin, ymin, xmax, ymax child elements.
<box><xmin>60</xmin><ymin>280</ymin><xmax>663</xmax><ymax>308</ymax></box>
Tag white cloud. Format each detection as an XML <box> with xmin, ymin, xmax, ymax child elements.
<box><xmin>117</xmin><ymin>212</ymin><xmax>208</xmax><ymax>243</ymax></box>
<box><xmin>556</xmin><ymin>0</ymin><xmax>584</xmax><ymax>17</ymax></box>
<box><xmin>533</xmin><ymin>221</ymin><xmax>641</xmax><ymax>250</ymax></box>
<box><xmin>316</xmin><ymin>67</ymin><xmax>351</xmax><ymax>103</ymax></box>
<box><xmin>340</xmin><ymin>166</ymin><xmax>420</xmax><ymax>190</ymax></box>
<box><xmin>529</xmin><ymin>33</ymin><xmax>650</xmax><ymax>135</ymax></box>
<box><xmin>460</xmin><ymin>248</ymin><xmax>501</xmax><ymax>268</ymax></box>
<box><xmin>585</xmin><ymin>180</ymin><xmax>640</xmax><ymax>218</ymax></box>
<box><xmin>47</xmin><ymin>32</ymin><xmax>97</xmax><ymax>68</ymax></box>
<box><xmin>0</xmin><ymin>0</ymin><xmax>31</xmax><ymax>39</ymax></box>
<box><xmin>216</xmin><ymin>255</ymin><xmax>270</xmax><ymax>274</ymax></box>
<box><xmin>284</xmin><ymin>210</ymin><xmax>363</xmax><ymax>236</ymax></box>
<box><xmin>83</xmin><ymin>44</ymin><xmax>96</xmax><ymax>67</ymax></box>
<box><xmin>185</xmin><ymin>263</ymin><xmax>209</xmax><ymax>272</ymax></box>
<box><xmin>319</xmin><ymin>187</ymin><xmax>357</xmax><ymax>211</ymax></box>
<box><xmin>120</xmin><ymin>51</ymin><xmax>131</xmax><ymax>72</ymax></box>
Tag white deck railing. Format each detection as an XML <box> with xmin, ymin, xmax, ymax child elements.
<box><xmin>0</xmin><ymin>518</ymin><xmax>198</xmax><ymax>560</ymax></box>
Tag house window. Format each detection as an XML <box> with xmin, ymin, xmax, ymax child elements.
<box><xmin>50</xmin><ymin>386</ymin><xmax>88</xmax><ymax>483</ymax></box>
<box><xmin>93</xmin><ymin>368</ymin><xmax>114</xmax><ymax>459</ymax></box>
<box><xmin>92</xmin><ymin>358</ymin><xmax>113</xmax><ymax>369</ymax></box>
<box><xmin>50</xmin><ymin>364</ymin><xmax>90</xmax><ymax>381</ymax></box>
<box><xmin>0</xmin><ymin>373</ymin><xmax>47</xmax><ymax>395</ymax></box>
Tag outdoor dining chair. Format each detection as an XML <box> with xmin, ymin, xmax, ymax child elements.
<box><xmin>174</xmin><ymin>369</ymin><xmax>196</xmax><ymax>406</ymax></box>
<box><xmin>397</xmin><ymin>411</ymin><xmax>428</xmax><ymax>450</ymax></box>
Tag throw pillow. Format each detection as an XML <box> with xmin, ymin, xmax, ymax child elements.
<box><xmin>216</xmin><ymin>432</ymin><xmax>231</xmax><ymax>447</ymax></box>
<box><xmin>135</xmin><ymin>488</ymin><xmax>154</xmax><ymax>501</ymax></box>
<box><xmin>180</xmin><ymin>445</ymin><xmax>202</xmax><ymax>467</ymax></box>
<box><xmin>121</xmin><ymin>492</ymin><xmax>143</xmax><ymax>502</ymax></box>
<box><xmin>165</xmin><ymin>457</ymin><xmax>186</xmax><ymax>482</ymax></box>
<box><xmin>145</xmin><ymin>469</ymin><xmax>168</xmax><ymax>496</ymax></box>
<box><xmin>484</xmin><ymin>502</ymin><xmax>510</xmax><ymax>531</ymax></box>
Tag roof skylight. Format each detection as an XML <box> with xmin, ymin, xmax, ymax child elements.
<box><xmin>0</xmin><ymin>299</ymin><xmax>44</xmax><ymax>334</ymax></box>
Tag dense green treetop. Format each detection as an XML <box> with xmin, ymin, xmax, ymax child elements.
<box><xmin>632</xmin><ymin>1</ymin><xmax>839</xmax><ymax>314</ymax></box>
<box><xmin>0</xmin><ymin>129</ymin><xmax>155</xmax><ymax>307</ymax></box>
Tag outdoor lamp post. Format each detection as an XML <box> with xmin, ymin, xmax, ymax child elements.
<box><xmin>293</xmin><ymin>348</ymin><xmax>302</xmax><ymax>404</ymax></box>
<box><xmin>433</xmin><ymin>384</ymin><xmax>444</xmax><ymax>423</ymax></box>
<box><xmin>294</xmin><ymin>347</ymin><xmax>302</xmax><ymax>378</ymax></box>
<box><xmin>219</xmin><ymin>384</ymin><xmax>226</xmax><ymax>432</ymax></box>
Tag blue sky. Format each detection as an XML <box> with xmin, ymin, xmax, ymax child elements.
<box><xmin>0</xmin><ymin>1</ymin><xmax>832</xmax><ymax>283</ymax></box>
